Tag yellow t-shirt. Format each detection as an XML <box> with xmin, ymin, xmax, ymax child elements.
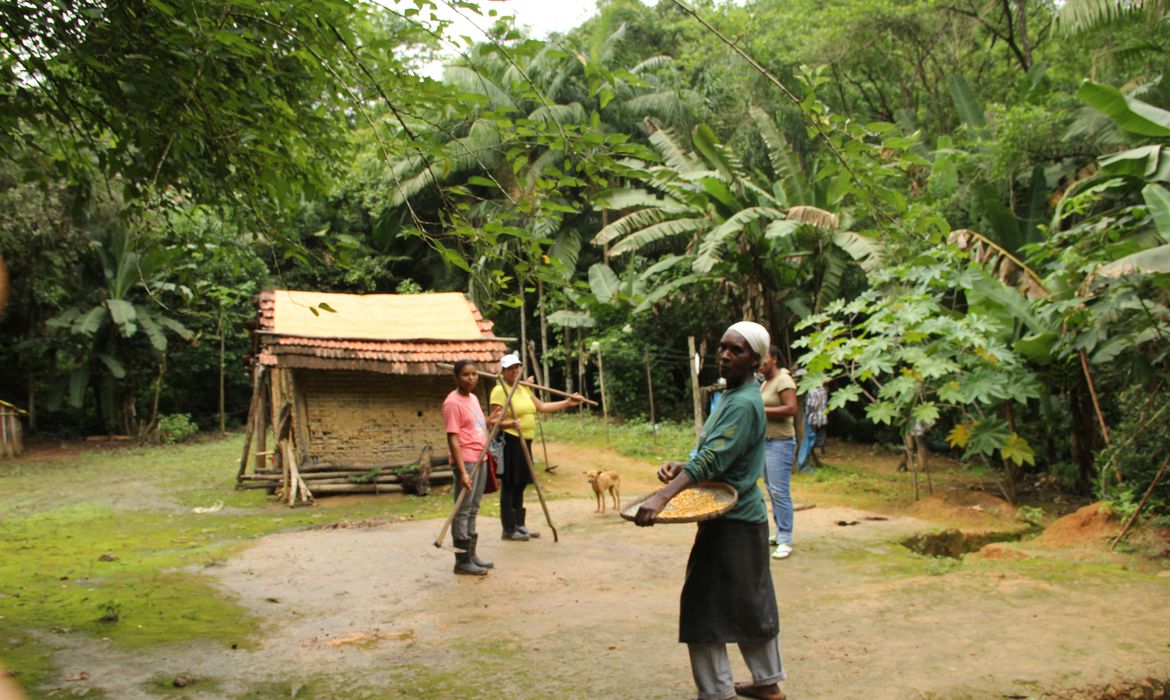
<box><xmin>760</xmin><ymin>369</ymin><xmax>796</xmax><ymax>439</ymax></box>
<box><xmin>489</xmin><ymin>383</ymin><xmax>537</xmax><ymax>438</ymax></box>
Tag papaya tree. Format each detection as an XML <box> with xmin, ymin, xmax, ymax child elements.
<box><xmin>794</xmin><ymin>246</ymin><xmax>1042</xmax><ymax>500</ymax></box>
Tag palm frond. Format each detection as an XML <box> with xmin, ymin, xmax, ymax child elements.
<box><xmin>694</xmin><ymin>207</ymin><xmax>785</xmax><ymax>273</ymax></box>
<box><xmin>787</xmin><ymin>205</ymin><xmax>840</xmax><ymax>229</ymax></box>
<box><xmin>631</xmin><ymin>55</ymin><xmax>675</xmax><ymax>75</ymax></box>
<box><xmin>593</xmin><ymin>188</ymin><xmax>690</xmax><ymax>213</ymax></box>
<box><xmin>529</xmin><ymin>102</ymin><xmax>587</xmax><ymax>125</ymax></box>
<box><xmin>750</xmin><ymin>107</ymin><xmax>810</xmax><ymax>206</ymax></box>
<box><xmin>442</xmin><ymin>65</ymin><xmax>518</xmax><ymax>112</ymax></box>
<box><xmin>593</xmin><ymin>208</ymin><xmax>668</xmax><ymax>246</ymax></box>
<box><xmin>645</xmin><ymin>119</ymin><xmax>703</xmax><ymax>174</ymax></box>
<box><xmin>388</xmin><ymin>123</ymin><xmax>503</xmax><ymax>207</ymax></box>
<box><xmin>549</xmin><ymin>229</ymin><xmax>582</xmax><ymax>274</ymax></box>
<box><xmin>1054</xmin><ymin>0</ymin><xmax>1167</xmax><ymax>34</ymax></box>
<box><xmin>610</xmin><ymin>217</ymin><xmax>709</xmax><ymax>257</ymax></box>
<box><xmin>596</xmin><ymin>23</ymin><xmax>628</xmax><ymax>63</ymax></box>
<box><xmin>623</xmin><ymin>92</ymin><xmax>689</xmax><ymax>125</ymax></box>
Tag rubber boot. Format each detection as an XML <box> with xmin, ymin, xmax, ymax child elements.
<box><xmin>501</xmin><ymin>509</ymin><xmax>529</xmax><ymax>541</ymax></box>
<box><xmin>515</xmin><ymin>507</ymin><xmax>540</xmax><ymax>539</ymax></box>
<box><xmin>453</xmin><ymin>538</ymin><xmax>487</xmax><ymax>576</ymax></box>
<box><xmin>469</xmin><ymin>533</ymin><xmax>493</xmax><ymax>569</ymax></box>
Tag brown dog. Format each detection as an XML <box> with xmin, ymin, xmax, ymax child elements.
<box><xmin>584</xmin><ymin>470</ymin><xmax>621</xmax><ymax>513</ymax></box>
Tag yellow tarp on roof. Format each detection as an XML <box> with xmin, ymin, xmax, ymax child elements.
<box><xmin>271</xmin><ymin>290</ymin><xmax>485</xmax><ymax>340</ymax></box>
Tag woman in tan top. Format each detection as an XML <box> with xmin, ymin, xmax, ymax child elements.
<box><xmin>760</xmin><ymin>344</ymin><xmax>798</xmax><ymax>559</ymax></box>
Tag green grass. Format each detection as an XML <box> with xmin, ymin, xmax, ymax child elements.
<box><xmin>0</xmin><ymin>435</ymin><xmax>457</xmax><ymax>691</ymax></box>
<box><xmin>540</xmin><ymin>414</ymin><xmax>697</xmax><ymax>462</ymax></box>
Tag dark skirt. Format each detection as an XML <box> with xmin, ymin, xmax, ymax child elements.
<box><xmin>679</xmin><ymin>518</ymin><xmax>779</xmax><ymax>643</ymax></box>
<box><xmin>500</xmin><ymin>432</ymin><xmax>533</xmax><ymax>488</ymax></box>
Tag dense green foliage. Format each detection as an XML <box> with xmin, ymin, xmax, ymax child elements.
<box><xmin>2</xmin><ymin>0</ymin><xmax>1169</xmax><ymax>515</ymax></box>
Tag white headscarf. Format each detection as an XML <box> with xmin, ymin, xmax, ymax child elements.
<box><xmin>726</xmin><ymin>321</ymin><xmax>770</xmax><ymax>360</ymax></box>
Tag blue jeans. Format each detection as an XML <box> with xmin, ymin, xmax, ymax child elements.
<box><xmin>797</xmin><ymin>416</ymin><xmax>817</xmax><ymax>473</ymax></box>
<box><xmin>764</xmin><ymin>437</ymin><xmax>796</xmax><ymax>546</ymax></box>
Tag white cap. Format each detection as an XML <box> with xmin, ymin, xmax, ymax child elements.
<box><xmin>500</xmin><ymin>352</ymin><xmax>522</xmax><ymax>369</ymax></box>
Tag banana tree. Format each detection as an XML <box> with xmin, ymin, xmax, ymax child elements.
<box><xmin>48</xmin><ymin>227</ymin><xmax>192</xmax><ymax>434</ymax></box>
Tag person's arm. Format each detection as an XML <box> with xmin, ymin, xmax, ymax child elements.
<box><xmin>531</xmin><ymin>389</ymin><xmax>585</xmax><ymax>413</ymax></box>
<box><xmin>681</xmin><ymin>401</ymin><xmax>751</xmax><ymax>484</ymax></box>
<box><xmin>447</xmin><ymin>432</ymin><xmax>471</xmax><ymax>491</ymax></box>
<box><xmin>764</xmin><ymin>388</ymin><xmax>797</xmax><ymax>420</ymax></box>
<box><xmin>634</xmin><ymin>462</ymin><xmax>694</xmax><ymax>527</ymax></box>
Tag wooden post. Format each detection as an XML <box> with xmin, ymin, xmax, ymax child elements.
<box><xmin>689</xmin><ymin>336</ymin><xmax>703</xmax><ymax>438</ymax></box>
<box><xmin>291</xmin><ymin>370</ymin><xmax>311</xmax><ymax>464</ymax></box>
<box><xmin>596</xmin><ymin>343</ymin><xmax>609</xmax><ymax>446</ymax></box>
<box><xmin>255</xmin><ymin>370</ymin><xmax>269</xmax><ymax>472</ymax></box>
<box><xmin>1</xmin><ymin>407</ymin><xmax>11</xmax><ymax>459</ymax></box>
<box><xmin>538</xmin><ymin>278</ymin><xmax>550</xmax><ymax>399</ymax></box>
<box><xmin>904</xmin><ymin>433</ymin><xmax>920</xmax><ymax>501</ymax></box>
<box><xmin>526</xmin><ymin>339</ymin><xmax>544</xmax><ymax>393</ymax></box>
<box><xmin>917</xmin><ymin>437</ymin><xmax>933</xmax><ymax>495</ymax></box>
<box><xmin>237</xmin><ymin>364</ymin><xmax>264</xmax><ymax>482</ymax></box>
<box><xmin>218</xmin><ymin>309</ymin><xmax>226</xmax><ymax>435</ymax></box>
<box><xmin>645</xmin><ymin>347</ymin><xmax>657</xmax><ymax>428</ymax></box>
<box><xmin>576</xmin><ymin>330</ymin><xmax>586</xmax><ymax>416</ymax></box>
<box><xmin>564</xmin><ymin>327</ymin><xmax>574</xmax><ymax>395</ymax></box>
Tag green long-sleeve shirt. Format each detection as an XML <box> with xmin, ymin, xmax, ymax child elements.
<box><xmin>681</xmin><ymin>380</ymin><xmax>768</xmax><ymax>523</ymax></box>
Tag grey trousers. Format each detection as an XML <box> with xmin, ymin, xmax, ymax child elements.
<box><xmin>688</xmin><ymin>636</ymin><xmax>785</xmax><ymax>700</ymax></box>
<box><xmin>451</xmin><ymin>456</ymin><xmax>487</xmax><ymax>545</ymax></box>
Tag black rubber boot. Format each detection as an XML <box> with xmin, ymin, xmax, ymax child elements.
<box><xmin>501</xmin><ymin>510</ymin><xmax>529</xmax><ymax>541</ymax></box>
<box><xmin>469</xmin><ymin>533</ymin><xmax>493</xmax><ymax>569</ymax></box>
<box><xmin>453</xmin><ymin>538</ymin><xmax>488</xmax><ymax>576</ymax></box>
<box><xmin>515</xmin><ymin>507</ymin><xmax>540</xmax><ymax>539</ymax></box>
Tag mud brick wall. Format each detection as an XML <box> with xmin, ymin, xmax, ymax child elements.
<box><xmin>300</xmin><ymin>370</ymin><xmax>462</xmax><ymax>466</ymax></box>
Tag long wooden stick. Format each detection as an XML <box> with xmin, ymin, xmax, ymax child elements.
<box><xmin>437</xmin><ymin>364</ymin><xmax>598</xmax><ymax>407</ymax></box>
<box><xmin>1110</xmin><ymin>451</ymin><xmax>1170</xmax><ymax>550</ymax></box>
<box><xmin>433</xmin><ymin>377</ymin><xmax>522</xmax><ymax>548</ymax></box>
<box><xmin>236</xmin><ymin>365</ymin><xmax>263</xmax><ymax>483</ymax></box>
<box><xmin>536</xmin><ymin>415</ymin><xmax>556</xmax><ymax>472</ymax></box>
<box><xmin>514</xmin><ymin>423</ymin><xmax>559</xmax><ymax>543</ymax></box>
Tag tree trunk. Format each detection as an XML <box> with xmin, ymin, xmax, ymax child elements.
<box><xmin>218</xmin><ymin>309</ymin><xmax>227</xmax><ymax>435</ymax></box>
<box><xmin>689</xmin><ymin>336</ymin><xmax>703</xmax><ymax>438</ymax></box>
<box><xmin>538</xmin><ymin>279</ymin><xmax>550</xmax><ymax>394</ymax></box>
<box><xmin>518</xmin><ymin>274</ymin><xmax>528</xmax><ymax>368</ymax></box>
<box><xmin>1069</xmin><ymin>376</ymin><xmax>1102</xmax><ymax>494</ymax></box>
<box><xmin>0</xmin><ymin>253</ymin><xmax>9</xmax><ymax>320</ymax></box>
<box><xmin>564</xmin><ymin>327</ymin><xmax>574</xmax><ymax>394</ymax></box>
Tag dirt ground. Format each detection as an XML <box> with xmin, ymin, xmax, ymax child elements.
<box><xmin>38</xmin><ymin>442</ymin><xmax>1170</xmax><ymax>700</ymax></box>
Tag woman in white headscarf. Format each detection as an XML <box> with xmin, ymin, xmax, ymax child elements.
<box><xmin>634</xmin><ymin>321</ymin><xmax>787</xmax><ymax>700</ymax></box>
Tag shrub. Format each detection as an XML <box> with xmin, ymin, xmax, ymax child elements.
<box><xmin>157</xmin><ymin>413</ymin><xmax>199</xmax><ymax>444</ymax></box>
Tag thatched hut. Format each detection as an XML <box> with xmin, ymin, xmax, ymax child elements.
<box><xmin>238</xmin><ymin>290</ymin><xmax>509</xmax><ymax>505</ymax></box>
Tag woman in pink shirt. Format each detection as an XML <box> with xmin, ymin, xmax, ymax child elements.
<box><xmin>442</xmin><ymin>359</ymin><xmax>498</xmax><ymax>576</ymax></box>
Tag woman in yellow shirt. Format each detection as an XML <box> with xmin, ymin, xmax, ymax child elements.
<box><xmin>490</xmin><ymin>352</ymin><xmax>584</xmax><ymax>540</ymax></box>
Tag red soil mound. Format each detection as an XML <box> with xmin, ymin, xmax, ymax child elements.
<box><xmin>1036</xmin><ymin>502</ymin><xmax>1119</xmax><ymax>548</ymax></box>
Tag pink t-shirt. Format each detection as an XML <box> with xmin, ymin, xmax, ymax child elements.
<box><xmin>442</xmin><ymin>389</ymin><xmax>488</xmax><ymax>464</ymax></box>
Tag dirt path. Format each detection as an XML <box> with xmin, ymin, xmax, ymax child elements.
<box><xmin>42</xmin><ymin>443</ymin><xmax>1170</xmax><ymax>699</ymax></box>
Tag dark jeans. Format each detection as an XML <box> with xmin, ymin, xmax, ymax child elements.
<box><xmin>499</xmin><ymin>482</ymin><xmax>526</xmax><ymax>513</ymax></box>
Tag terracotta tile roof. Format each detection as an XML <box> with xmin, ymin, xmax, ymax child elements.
<box><xmin>255</xmin><ymin>291</ymin><xmax>509</xmax><ymax>375</ymax></box>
